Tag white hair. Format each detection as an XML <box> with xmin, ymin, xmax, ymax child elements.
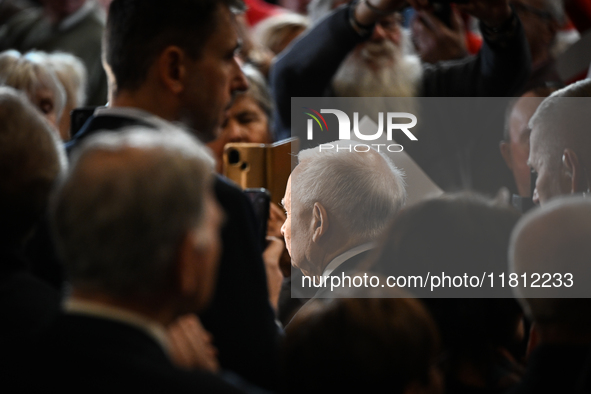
<box><xmin>0</xmin><ymin>50</ymin><xmax>67</xmax><ymax>122</ymax></box>
<box><xmin>44</xmin><ymin>51</ymin><xmax>88</xmax><ymax>108</ymax></box>
<box><xmin>529</xmin><ymin>79</ymin><xmax>591</xmax><ymax>167</ymax></box>
<box><xmin>294</xmin><ymin>140</ymin><xmax>406</xmax><ymax>241</ymax></box>
<box><xmin>509</xmin><ymin>195</ymin><xmax>591</xmax><ymax>330</ymax></box>
<box><xmin>332</xmin><ymin>30</ymin><xmax>422</xmax><ymax>100</ymax></box>
<box><xmin>53</xmin><ymin>126</ymin><xmax>215</xmax><ymax>298</ymax></box>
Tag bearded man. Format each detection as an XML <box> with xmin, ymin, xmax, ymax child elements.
<box><xmin>271</xmin><ymin>0</ymin><xmax>531</xmax><ymax>140</ymax></box>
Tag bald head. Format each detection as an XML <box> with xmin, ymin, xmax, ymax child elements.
<box><xmin>528</xmin><ymin>80</ymin><xmax>591</xmax><ymax>205</ymax></box>
<box><xmin>509</xmin><ymin>196</ymin><xmax>591</xmax><ymax>337</ymax></box>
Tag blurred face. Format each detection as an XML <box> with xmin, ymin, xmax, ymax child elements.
<box><xmin>355</xmin><ymin>15</ymin><xmax>403</xmax><ymax>70</ymax></box>
<box><xmin>206</xmin><ymin>95</ymin><xmax>271</xmax><ymax>173</ymax></box>
<box><xmin>504</xmin><ymin>94</ymin><xmax>545</xmax><ymax>197</ymax></box>
<box><xmin>333</xmin><ymin>18</ymin><xmax>420</xmax><ymax>98</ymax></box>
<box><xmin>181</xmin><ymin>5</ymin><xmax>249</xmax><ymax>142</ymax></box>
<box><xmin>31</xmin><ymin>87</ymin><xmax>60</xmax><ymax>130</ymax></box>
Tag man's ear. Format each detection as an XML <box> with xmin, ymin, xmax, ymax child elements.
<box><xmin>311</xmin><ymin>202</ymin><xmax>329</xmax><ymax>243</ymax></box>
<box><xmin>562</xmin><ymin>148</ymin><xmax>587</xmax><ymax>194</ymax></box>
<box><xmin>157</xmin><ymin>46</ymin><xmax>187</xmax><ymax>95</ymax></box>
<box><xmin>500</xmin><ymin>141</ymin><xmax>513</xmax><ymax>170</ymax></box>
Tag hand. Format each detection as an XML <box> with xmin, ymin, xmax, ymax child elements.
<box><xmin>411</xmin><ymin>8</ymin><xmax>468</xmax><ymax>63</ymax></box>
<box><xmin>168</xmin><ymin>314</ymin><xmax>220</xmax><ymax>373</ymax></box>
<box><xmin>263</xmin><ymin>236</ymin><xmax>285</xmax><ymax>312</ymax></box>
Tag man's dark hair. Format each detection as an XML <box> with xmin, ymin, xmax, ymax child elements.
<box><xmin>105</xmin><ymin>0</ymin><xmax>245</xmax><ymax>92</ymax></box>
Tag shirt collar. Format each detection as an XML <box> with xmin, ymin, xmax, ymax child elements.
<box><xmin>64</xmin><ymin>298</ymin><xmax>171</xmax><ymax>357</ymax></box>
<box><xmin>322</xmin><ymin>242</ymin><xmax>375</xmax><ymax>277</ymax></box>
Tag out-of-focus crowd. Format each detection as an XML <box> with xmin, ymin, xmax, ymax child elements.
<box><xmin>2</xmin><ymin>0</ymin><xmax>591</xmax><ymax>393</ymax></box>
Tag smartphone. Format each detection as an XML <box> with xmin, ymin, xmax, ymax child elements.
<box><xmin>244</xmin><ymin>188</ymin><xmax>271</xmax><ymax>250</ymax></box>
<box><xmin>223</xmin><ymin>137</ymin><xmax>299</xmax><ymax>204</ymax></box>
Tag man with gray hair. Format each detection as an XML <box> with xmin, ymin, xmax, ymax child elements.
<box><xmin>0</xmin><ymin>86</ymin><xmax>65</xmax><ymax>363</ymax></box>
<box><xmin>281</xmin><ymin>140</ymin><xmax>405</xmax><ymax>288</ymax></box>
<box><xmin>528</xmin><ymin>79</ymin><xmax>591</xmax><ymax>205</ymax></box>
<box><xmin>31</xmin><ymin>127</ymin><xmax>245</xmax><ymax>392</ymax></box>
<box><xmin>508</xmin><ymin>195</ymin><xmax>591</xmax><ymax>394</ymax></box>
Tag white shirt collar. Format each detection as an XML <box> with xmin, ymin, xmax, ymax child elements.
<box><xmin>64</xmin><ymin>298</ymin><xmax>171</xmax><ymax>357</ymax></box>
<box><xmin>322</xmin><ymin>242</ymin><xmax>375</xmax><ymax>277</ymax></box>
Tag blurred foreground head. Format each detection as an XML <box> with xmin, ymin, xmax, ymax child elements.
<box><xmin>369</xmin><ymin>194</ymin><xmax>524</xmax><ymax>391</ymax></box>
<box><xmin>282</xmin><ymin>291</ymin><xmax>442</xmax><ymax>394</ymax></box>
<box><xmin>0</xmin><ymin>86</ymin><xmax>65</xmax><ymax>250</ymax></box>
<box><xmin>51</xmin><ymin>127</ymin><xmax>222</xmax><ymax>319</ymax></box>
<box><xmin>510</xmin><ymin>195</ymin><xmax>591</xmax><ymax>342</ymax></box>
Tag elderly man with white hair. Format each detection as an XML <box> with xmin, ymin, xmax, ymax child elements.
<box><xmin>24</xmin><ymin>127</ymin><xmax>245</xmax><ymax>392</ymax></box>
<box><xmin>528</xmin><ymin>79</ymin><xmax>591</xmax><ymax>205</ymax></box>
<box><xmin>508</xmin><ymin>195</ymin><xmax>591</xmax><ymax>394</ymax></box>
<box><xmin>281</xmin><ymin>140</ymin><xmax>406</xmax><ymax>293</ymax></box>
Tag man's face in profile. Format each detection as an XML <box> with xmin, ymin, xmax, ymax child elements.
<box><xmin>180</xmin><ymin>5</ymin><xmax>248</xmax><ymax>142</ymax></box>
<box><xmin>281</xmin><ymin>172</ymin><xmax>316</xmax><ymax>277</ymax></box>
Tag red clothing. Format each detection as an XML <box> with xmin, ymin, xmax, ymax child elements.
<box><xmin>244</xmin><ymin>0</ymin><xmax>283</xmax><ymax>26</ymax></box>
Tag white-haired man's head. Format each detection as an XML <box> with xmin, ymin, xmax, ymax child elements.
<box><xmin>528</xmin><ymin>79</ymin><xmax>591</xmax><ymax>205</ymax></box>
<box><xmin>52</xmin><ymin>126</ymin><xmax>222</xmax><ymax>318</ymax></box>
<box><xmin>281</xmin><ymin>140</ymin><xmax>406</xmax><ymax>277</ymax></box>
<box><xmin>509</xmin><ymin>195</ymin><xmax>591</xmax><ymax>341</ymax></box>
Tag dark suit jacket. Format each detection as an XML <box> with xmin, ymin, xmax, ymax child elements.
<box><xmin>287</xmin><ymin>249</ymin><xmax>374</xmax><ymax>326</ymax></box>
<box><xmin>0</xmin><ymin>250</ymin><xmax>61</xmax><ymax>366</ymax></box>
<box><xmin>66</xmin><ymin>114</ymin><xmax>280</xmax><ymax>389</ymax></box>
<box><xmin>18</xmin><ymin>314</ymin><xmax>246</xmax><ymax>393</ymax></box>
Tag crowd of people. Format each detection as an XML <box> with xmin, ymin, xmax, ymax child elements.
<box><xmin>1</xmin><ymin>0</ymin><xmax>591</xmax><ymax>393</ymax></box>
